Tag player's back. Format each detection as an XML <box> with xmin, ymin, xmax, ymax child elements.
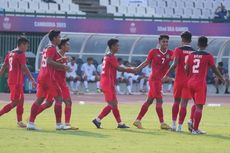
<box><xmin>187</xmin><ymin>51</ymin><xmax>214</xmax><ymax>85</ymax></box>
<box><xmin>100</xmin><ymin>53</ymin><xmax>118</xmax><ymax>87</ymax></box>
<box><xmin>38</xmin><ymin>46</ymin><xmax>57</xmax><ymax>81</ymax></box>
<box><xmin>5</xmin><ymin>49</ymin><xmax>26</xmax><ymax>85</ymax></box>
<box><xmin>174</xmin><ymin>46</ymin><xmax>195</xmax><ymax>82</ymax></box>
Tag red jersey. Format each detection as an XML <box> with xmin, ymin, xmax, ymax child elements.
<box><xmin>173</xmin><ymin>46</ymin><xmax>195</xmax><ymax>82</ymax></box>
<box><xmin>38</xmin><ymin>45</ymin><xmax>57</xmax><ymax>81</ymax></box>
<box><xmin>147</xmin><ymin>49</ymin><xmax>173</xmax><ymax>81</ymax></box>
<box><xmin>100</xmin><ymin>53</ymin><xmax>119</xmax><ymax>87</ymax></box>
<box><xmin>187</xmin><ymin>51</ymin><xmax>215</xmax><ymax>85</ymax></box>
<box><xmin>54</xmin><ymin>51</ymin><xmax>68</xmax><ymax>85</ymax></box>
<box><xmin>4</xmin><ymin>49</ymin><xmax>26</xmax><ymax>85</ymax></box>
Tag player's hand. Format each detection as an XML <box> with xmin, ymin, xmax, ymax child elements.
<box><xmin>162</xmin><ymin>76</ymin><xmax>169</xmax><ymax>82</ymax></box>
<box><xmin>32</xmin><ymin>80</ymin><xmax>37</xmax><ymax>88</ymax></box>
<box><xmin>64</xmin><ymin>65</ymin><xmax>71</xmax><ymax>72</ymax></box>
<box><xmin>220</xmin><ymin>77</ymin><xmax>225</xmax><ymax>84</ymax></box>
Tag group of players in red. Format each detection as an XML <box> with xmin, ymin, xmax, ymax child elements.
<box><xmin>0</xmin><ymin>30</ymin><xmax>225</xmax><ymax>134</ymax></box>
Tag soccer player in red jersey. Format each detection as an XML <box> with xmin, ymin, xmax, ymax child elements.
<box><xmin>0</xmin><ymin>37</ymin><xmax>36</xmax><ymax>128</ymax></box>
<box><xmin>34</xmin><ymin>38</ymin><xmax>78</xmax><ymax>130</ymax></box>
<box><xmin>162</xmin><ymin>31</ymin><xmax>195</xmax><ymax>132</ymax></box>
<box><xmin>27</xmin><ymin>30</ymin><xmax>69</xmax><ymax>130</ymax></box>
<box><xmin>92</xmin><ymin>38</ymin><xmax>135</xmax><ymax>129</ymax></box>
<box><xmin>133</xmin><ymin>34</ymin><xmax>173</xmax><ymax>130</ymax></box>
<box><xmin>185</xmin><ymin>36</ymin><xmax>224</xmax><ymax>134</ymax></box>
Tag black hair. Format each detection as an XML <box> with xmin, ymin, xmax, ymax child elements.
<box><xmin>17</xmin><ymin>36</ymin><xmax>29</xmax><ymax>46</ymax></box>
<box><xmin>87</xmin><ymin>57</ymin><xmax>93</xmax><ymax>61</ymax></box>
<box><xmin>181</xmin><ymin>31</ymin><xmax>192</xmax><ymax>43</ymax></box>
<box><xmin>198</xmin><ymin>36</ymin><xmax>208</xmax><ymax>48</ymax></box>
<box><xmin>117</xmin><ymin>58</ymin><xmax>123</xmax><ymax>62</ymax></box>
<box><xmin>159</xmin><ymin>34</ymin><xmax>169</xmax><ymax>41</ymax></box>
<box><xmin>218</xmin><ymin>61</ymin><xmax>223</xmax><ymax>67</ymax></box>
<box><xmin>48</xmin><ymin>29</ymin><xmax>61</xmax><ymax>41</ymax></box>
<box><xmin>58</xmin><ymin>38</ymin><xmax>69</xmax><ymax>49</ymax></box>
<box><xmin>71</xmin><ymin>56</ymin><xmax>76</xmax><ymax>61</ymax></box>
<box><xmin>107</xmin><ymin>38</ymin><xmax>119</xmax><ymax>49</ymax></box>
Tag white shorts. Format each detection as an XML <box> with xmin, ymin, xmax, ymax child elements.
<box><xmin>86</xmin><ymin>75</ymin><xmax>96</xmax><ymax>81</ymax></box>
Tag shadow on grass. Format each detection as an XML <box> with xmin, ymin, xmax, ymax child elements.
<box><xmin>175</xmin><ymin>131</ymin><xmax>230</xmax><ymax>140</ymax></box>
<box><xmin>0</xmin><ymin>127</ymin><xmax>109</xmax><ymax>138</ymax></box>
<box><xmin>115</xmin><ymin>128</ymin><xmax>164</xmax><ymax>136</ymax></box>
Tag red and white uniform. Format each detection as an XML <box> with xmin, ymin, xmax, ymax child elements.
<box><xmin>186</xmin><ymin>51</ymin><xmax>215</xmax><ymax>104</ymax></box>
<box><xmin>147</xmin><ymin>49</ymin><xmax>173</xmax><ymax>98</ymax></box>
<box><xmin>36</xmin><ymin>45</ymin><xmax>61</xmax><ymax>100</ymax></box>
<box><xmin>54</xmin><ymin>52</ymin><xmax>70</xmax><ymax>100</ymax></box>
<box><xmin>173</xmin><ymin>46</ymin><xmax>195</xmax><ymax>99</ymax></box>
<box><xmin>4</xmin><ymin>49</ymin><xmax>26</xmax><ymax>101</ymax></box>
<box><xmin>100</xmin><ymin>53</ymin><xmax>119</xmax><ymax>102</ymax></box>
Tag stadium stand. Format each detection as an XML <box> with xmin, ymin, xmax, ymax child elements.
<box><xmin>0</xmin><ymin>0</ymin><xmax>229</xmax><ymax>20</ymax></box>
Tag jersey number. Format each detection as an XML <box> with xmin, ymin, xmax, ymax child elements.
<box><xmin>41</xmin><ymin>54</ymin><xmax>47</xmax><ymax>67</ymax></box>
<box><xmin>192</xmin><ymin>59</ymin><xmax>200</xmax><ymax>73</ymax></box>
<box><xmin>9</xmin><ymin>56</ymin><xmax>13</xmax><ymax>71</ymax></box>
<box><xmin>161</xmin><ymin>58</ymin><xmax>165</xmax><ymax>64</ymax></box>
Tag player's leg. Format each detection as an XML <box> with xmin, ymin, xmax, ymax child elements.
<box><xmin>192</xmin><ymin>104</ymin><xmax>204</xmax><ymax>134</ymax></box>
<box><xmin>126</xmin><ymin>76</ymin><xmax>133</xmax><ymax>95</ymax></box>
<box><xmin>75</xmin><ymin>75</ymin><xmax>81</xmax><ymax>92</ymax></box>
<box><xmin>92</xmin><ymin>88</ymin><xmax>113</xmax><ymax>128</ymax></box>
<box><xmin>0</xmin><ymin>85</ymin><xmax>19</xmax><ymax>117</ymax></box>
<box><xmin>16</xmin><ymin>89</ymin><xmax>26</xmax><ymax>128</ymax></box>
<box><xmin>95</xmin><ymin>75</ymin><xmax>101</xmax><ymax>92</ymax></box>
<box><xmin>36</xmin><ymin>98</ymin><xmax>53</xmax><ymax>116</ymax></box>
<box><xmin>83</xmin><ymin>75</ymin><xmax>89</xmax><ymax>92</ymax></box>
<box><xmin>214</xmin><ymin>77</ymin><xmax>219</xmax><ymax>94</ymax></box>
<box><xmin>155</xmin><ymin>98</ymin><xmax>171</xmax><ymax>130</ymax></box>
<box><xmin>177</xmin><ymin>98</ymin><xmax>189</xmax><ymax>132</ymax></box>
<box><xmin>171</xmin><ymin>81</ymin><xmax>182</xmax><ymax>130</ymax></box>
<box><xmin>109</xmin><ymin>100</ymin><xmax>129</xmax><ymax>128</ymax></box>
<box><xmin>133</xmin><ymin>97</ymin><xmax>154</xmax><ymax>129</ymax></box>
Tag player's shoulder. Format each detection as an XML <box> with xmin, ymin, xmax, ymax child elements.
<box><xmin>178</xmin><ymin>46</ymin><xmax>195</xmax><ymax>51</ymax></box>
<box><xmin>191</xmin><ymin>51</ymin><xmax>210</xmax><ymax>55</ymax></box>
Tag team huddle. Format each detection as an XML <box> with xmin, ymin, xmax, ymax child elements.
<box><xmin>0</xmin><ymin>30</ymin><xmax>225</xmax><ymax>135</ymax></box>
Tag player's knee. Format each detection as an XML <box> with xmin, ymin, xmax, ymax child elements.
<box><xmin>64</xmin><ymin>100</ymin><xmax>72</xmax><ymax>106</ymax></box>
<box><xmin>146</xmin><ymin>98</ymin><xmax>154</xmax><ymax>104</ymax></box>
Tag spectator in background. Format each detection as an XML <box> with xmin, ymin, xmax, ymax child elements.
<box><xmin>116</xmin><ymin>58</ymin><xmax>126</xmax><ymax>94</ymax></box>
<box><xmin>81</xmin><ymin>57</ymin><xmax>100</xmax><ymax>92</ymax></box>
<box><xmin>66</xmin><ymin>57</ymin><xmax>81</xmax><ymax>93</ymax></box>
<box><xmin>214</xmin><ymin>3</ymin><xmax>227</xmax><ymax>20</ymax></box>
<box><xmin>123</xmin><ymin>61</ymin><xmax>143</xmax><ymax>94</ymax></box>
<box><xmin>97</xmin><ymin>58</ymin><xmax>103</xmax><ymax>75</ymax></box>
<box><xmin>214</xmin><ymin>61</ymin><xmax>230</xmax><ymax>94</ymax></box>
<box><xmin>139</xmin><ymin>62</ymin><xmax>151</xmax><ymax>93</ymax></box>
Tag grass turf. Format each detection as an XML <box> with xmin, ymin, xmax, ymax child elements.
<box><xmin>0</xmin><ymin>103</ymin><xmax>230</xmax><ymax>153</ymax></box>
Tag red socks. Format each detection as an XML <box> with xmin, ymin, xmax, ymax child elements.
<box><xmin>193</xmin><ymin>106</ymin><xmax>203</xmax><ymax>130</ymax></box>
<box><xmin>54</xmin><ymin>102</ymin><xmax>62</xmax><ymax>124</ymax></box>
<box><xmin>190</xmin><ymin>104</ymin><xmax>196</xmax><ymax>122</ymax></box>
<box><xmin>36</xmin><ymin>103</ymin><xmax>50</xmax><ymax>116</ymax></box>
<box><xmin>16</xmin><ymin>96</ymin><xmax>24</xmax><ymax>122</ymax></box>
<box><xmin>178</xmin><ymin>105</ymin><xmax>187</xmax><ymax>124</ymax></box>
<box><xmin>29</xmin><ymin>102</ymin><xmax>40</xmax><ymax>123</ymax></box>
<box><xmin>136</xmin><ymin>102</ymin><xmax>151</xmax><ymax>120</ymax></box>
<box><xmin>172</xmin><ymin>102</ymin><xmax>180</xmax><ymax>121</ymax></box>
<box><xmin>0</xmin><ymin>103</ymin><xmax>14</xmax><ymax>116</ymax></box>
<box><xmin>98</xmin><ymin>105</ymin><xmax>112</xmax><ymax>120</ymax></box>
<box><xmin>65</xmin><ymin>105</ymin><xmax>72</xmax><ymax>124</ymax></box>
<box><xmin>156</xmin><ymin>102</ymin><xmax>164</xmax><ymax>123</ymax></box>
<box><xmin>112</xmin><ymin>106</ymin><xmax>121</xmax><ymax>123</ymax></box>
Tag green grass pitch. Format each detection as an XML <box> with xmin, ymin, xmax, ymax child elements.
<box><xmin>0</xmin><ymin>103</ymin><xmax>229</xmax><ymax>153</ymax></box>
